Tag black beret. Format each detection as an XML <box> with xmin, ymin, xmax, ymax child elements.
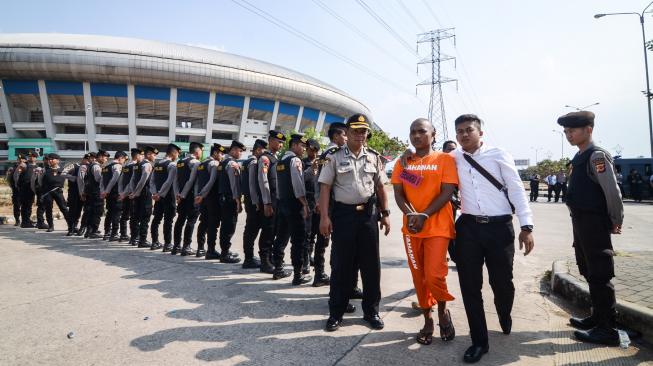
<box><xmin>290</xmin><ymin>133</ymin><xmax>308</xmax><ymax>144</ymax></box>
<box><xmin>557</xmin><ymin>111</ymin><xmax>595</xmax><ymax>128</ymax></box>
<box><xmin>306</xmin><ymin>138</ymin><xmax>320</xmax><ymax>150</ymax></box>
<box><xmin>189</xmin><ymin>142</ymin><xmax>204</xmax><ymax>151</ymax></box>
<box><xmin>167</xmin><ymin>143</ymin><xmax>182</xmax><ymax>152</ymax></box>
<box><xmin>28</xmin><ymin>151</ymin><xmax>39</xmax><ymax>157</ymax></box>
<box><xmin>131</xmin><ymin>147</ymin><xmax>144</xmax><ymax>155</ymax></box>
<box><xmin>230</xmin><ymin>140</ymin><xmax>246</xmax><ymax>150</ymax></box>
<box><xmin>97</xmin><ymin>150</ymin><xmax>110</xmax><ymax>158</ymax></box>
<box><xmin>114</xmin><ymin>151</ymin><xmax>128</xmax><ymax>159</ymax></box>
<box><xmin>328</xmin><ymin>122</ymin><xmax>347</xmax><ymax>131</ymax></box>
<box><xmin>211</xmin><ymin>144</ymin><xmax>225</xmax><ymax>155</ymax></box>
<box><xmin>47</xmin><ymin>153</ymin><xmax>60</xmax><ymax>160</ymax></box>
<box><xmin>143</xmin><ymin>146</ymin><xmax>159</xmax><ymax>154</ymax></box>
<box><xmin>87</xmin><ymin>152</ymin><xmax>97</xmax><ymax>158</ymax></box>
<box><xmin>252</xmin><ymin>139</ymin><xmax>268</xmax><ymax>151</ymax></box>
<box><xmin>346</xmin><ymin>113</ymin><xmax>371</xmax><ymax>130</ymax></box>
<box><xmin>83</xmin><ymin>153</ymin><xmax>90</xmax><ymax>159</ymax></box>
<box><xmin>268</xmin><ymin>130</ymin><xmax>287</xmax><ymax>141</ymax></box>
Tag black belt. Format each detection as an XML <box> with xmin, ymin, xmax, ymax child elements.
<box><xmin>461</xmin><ymin>213</ymin><xmax>512</xmax><ymax>224</ymax></box>
<box><xmin>333</xmin><ymin>200</ymin><xmax>375</xmax><ymax>213</ymax></box>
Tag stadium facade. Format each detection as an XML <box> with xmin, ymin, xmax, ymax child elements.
<box><xmin>0</xmin><ymin>33</ymin><xmax>373</xmax><ymax>161</ymax></box>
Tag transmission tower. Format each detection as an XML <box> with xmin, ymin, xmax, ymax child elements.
<box><xmin>417</xmin><ymin>28</ymin><xmax>457</xmax><ymax>145</ymax></box>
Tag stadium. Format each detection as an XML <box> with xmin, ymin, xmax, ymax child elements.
<box><xmin>0</xmin><ymin>33</ymin><xmax>373</xmax><ymax>161</ymax></box>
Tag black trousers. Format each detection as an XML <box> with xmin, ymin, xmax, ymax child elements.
<box><xmin>273</xmin><ymin>204</ymin><xmax>307</xmax><ymax>271</ymax></box>
<box><xmin>11</xmin><ymin>189</ymin><xmax>21</xmax><ymax>222</ymax></box>
<box><xmin>120</xmin><ymin>197</ymin><xmax>132</xmax><ymax>237</ymax></box>
<box><xmin>329</xmin><ymin>203</ymin><xmax>381</xmax><ymax>318</ymax></box>
<box><xmin>84</xmin><ymin>192</ymin><xmax>103</xmax><ymax>232</ymax></box>
<box><xmin>103</xmin><ymin>192</ymin><xmax>122</xmax><ymax>237</ymax></box>
<box><xmin>529</xmin><ymin>184</ymin><xmax>539</xmax><ymax>202</ymax></box>
<box><xmin>559</xmin><ymin>182</ymin><xmax>567</xmax><ymax>202</ymax></box>
<box><xmin>306</xmin><ymin>212</ymin><xmax>329</xmax><ymax>274</ymax></box>
<box><xmin>35</xmin><ymin>189</ymin><xmax>45</xmax><ymax>225</ymax></box>
<box><xmin>197</xmin><ymin>195</ymin><xmax>220</xmax><ymax>253</ymax></box>
<box><xmin>129</xmin><ymin>198</ymin><xmax>140</xmax><ymax>241</ymax></box>
<box><xmin>455</xmin><ymin>215</ymin><xmax>515</xmax><ymax>347</ymax></box>
<box><xmin>242</xmin><ymin>199</ymin><xmax>262</xmax><ymax>260</ymax></box>
<box><xmin>547</xmin><ymin>185</ymin><xmax>555</xmax><ymax>201</ymax></box>
<box><xmin>133</xmin><ymin>190</ymin><xmax>153</xmax><ymax>242</ymax></box>
<box><xmin>67</xmin><ymin>189</ymin><xmax>82</xmax><ymax>229</ymax></box>
<box><xmin>219</xmin><ymin>195</ymin><xmax>238</xmax><ymax>253</ymax></box>
<box><xmin>571</xmin><ymin>210</ymin><xmax>616</xmax><ymax>328</ymax></box>
<box><xmin>43</xmin><ymin>188</ymin><xmax>69</xmax><ymax>228</ymax></box>
<box><xmin>150</xmin><ymin>194</ymin><xmax>176</xmax><ymax>245</ymax></box>
<box><xmin>173</xmin><ymin>195</ymin><xmax>199</xmax><ymax>247</ymax></box>
<box><xmin>19</xmin><ymin>189</ymin><xmax>35</xmax><ymax>224</ymax></box>
<box><xmin>258</xmin><ymin>201</ymin><xmax>277</xmax><ymax>264</ymax></box>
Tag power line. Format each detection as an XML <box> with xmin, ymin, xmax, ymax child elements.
<box><xmin>395</xmin><ymin>0</ymin><xmax>426</xmax><ymax>32</ymax></box>
<box><xmin>420</xmin><ymin>0</ymin><xmax>443</xmax><ymax>28</ymax></box>
<box><xmin>354</xmin><ymin>0</ymin><xmax>419</xmax><ymax>57</ymax></box>
<box><xmin>230</xmin><ymin>0</ymin><xmax>413</xmax><ymax>95</ymax></box>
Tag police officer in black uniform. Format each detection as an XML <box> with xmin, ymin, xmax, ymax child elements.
<box><xmin>274</xmin><ymin>134</ymin><xmax>312</xmax><ymax>285</ymax></box>
<box><xmin>75</xmin><ymin>153</ymin><xmax>94</xmax><ymax>237</ymax></box>
<box><xmin>256</xmin><ymin>130</ymin><xmax>287</xmax><ymax>274</ymax></box>
<box><xmin>118</xmin><ymin>148</ymin><xmax>141</xmax><ymax>243</ymax></box>
<box><xmin>150</xmin><ymin>143</ymin><xmax>181</xmax><ymax>252</ymax></box>
<box><xmin>558</xmin><ymin>111</ymin><xmax>624</xmax><ymax>346</ymax></box>
<box><xmin>242</xmin><ymin>139</ymin><xmax>267</xmax><ymax>269</ymax></box>
<box><xmin>217</xmin><ymin>140</ymin><xmax>245</xmax><ymax>264</ymax></box>
<box><xmin>319</xmin><ymin>114</ymin><xmax>391</xmax><ymax>332</ymax></box>
<box><xmin>195</xmin><ymin>144</ymin><xmax>225</xmax><ymax>259</ymax></box>
<box><xmin>66</xmin><ymin>154</ymin><xmax>86</xmax><ymax>236</ymax></box>
<box><xmin>15</xmin><ymin>151</ymin><xmax>38</xmax><ymax>228</ymax></box>
<box><xmin>32</xmin><ymin>154</ymin><xmax>50</xmax><ymax>230</ymax></box>
<box><xmin>40</xmin><ymin>153</ymin><xmax>70</xmax><ymax>232</ymax></box>
<box><xmin>84</xmin><ymin>150</ymin><xmax>109</xmax><ymax>239</ymax></box>
<box><xmin>101</xmin><ymin>151</ymin><xmax>127</xmax><ymax>241</ymax></box>
<box><xmin>129</xmin><ymin>146</ymin><xmax>156</xmax><ymax>248</ymax></box>
<box><xmin>6</xmin><ymin>154</ymin><xmax>24</xmax><ymax>226</ymax></box>
<box><xmin>172</xmin><ymin>142</ymin><xmax>203</xmax><ymax>256</ymax></box>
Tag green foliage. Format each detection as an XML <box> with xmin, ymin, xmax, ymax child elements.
<box><xmin>278</xmin><ymin>127</ymin><xmax>325</xmax><ymax>156</ymax></box>
<box><xmin>367</xmin><ymin>129</ymin><xmax>409</xmax><ymax>158</ymax></box>
<box><xmin>520</xmin><ymin>158</ymin><xmax>571</xmax><ymax>180</ymax></box>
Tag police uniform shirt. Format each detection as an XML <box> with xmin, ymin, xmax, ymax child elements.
<box><xmin>130</xmin><ymin>160</ymin><xmax>152</xmax><ymax>197</ymax></box>
<box><xmin>101</xmin><ymin>161</ymin><xmax>123</xmax><ymax>195</ymax></box>
<box><xmin>149</xmin><ymin>158</ymin><xmax>177</xmax><ymax>198</ymax></box>
<box><xmin>570</xmin><ymin>143</ymin><xmax>624</xmax><ymax>226</ymax></box>
<box><xmin>280</xmin><ymin>151</ymin><xmax>307</xmax><ymax>199</ymax></box>
<box><xmin>91</xmin><ymin>163</ymin><xmax>102</xmax><ymax>184</ymax></box>
<box><xmin>174</xmin><ymin>157</ymin><xmax>200</xmax><ymax>198</ymax></box>
<box><xmin>118</xmin><ymin>162</ymin><xmax>135</xmax><ymax>196</ymax></box>
<box><xmin>257</xmin><ymin>152</ymin><xmax>278</xmax><ymax>205</ymax></box>
<box><xmin>314</xmin><ymin>142</ymin><xmax>339</xmax><ymax>199</ymax></box>
<box><xmin>247</xmin><ymin>156</ymin><xmax>260</xmax><ymax>206</ymax></box>
<box><xmin>31</xmin><ymin>166</ymin><xmax>44</xmax><ymax>193</ymax></box>
<box><xmin>13</xmin><ymin>162</ymin><xmax>26</xmax><ymax>189</ymax></box>
<box><xmin>317</xmin><ymin>146</ymin><xmax>387</xmax><ymax>205</ymax></box>
<box><xmin>77</xmin><ymin>164</ymin><xmax>88</xmax><ymax>196</ymax></box>
<box><xmin>224</xmin><ymin>157</ymin><xmax>242</xmax><ymax>198</ymax></box>
<box><xmin>196</xmin><ymin>158</ymin><xmax>220</xmax><ymax>199</ymax></box>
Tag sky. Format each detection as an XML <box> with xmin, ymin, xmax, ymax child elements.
<box><xmin>2</xmin><ymin>0</ymin><xmax>653</xmax><ymax>162</ymax></box>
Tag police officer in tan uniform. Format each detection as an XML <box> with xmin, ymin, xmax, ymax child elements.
<box><xmin>318</xmin><ymin>114</ymin><xmax>391</xmax><ymax>332</ymax></box>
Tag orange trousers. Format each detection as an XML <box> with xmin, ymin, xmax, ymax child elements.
<box><xmin>403</xmin><ymin>235</ymin><xmax>455</xmax><ymax>309</ymax></box>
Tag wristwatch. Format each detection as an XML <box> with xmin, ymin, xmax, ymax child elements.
<box><xmin>521</xmin><ymin>225</ymin><xmax>533</xmax><ymax>233</ymax></box>
<box><xmin>380</xmin><ymin>209</ymin><xmax>391</xmax><ymax>217</ymax></box>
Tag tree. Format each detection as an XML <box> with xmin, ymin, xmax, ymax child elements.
<box><xmin>367</xmin><ymin>129</ymin><xmax>409</xmax><ymax>158</ymax></box>
<box><xmin>520</xmin><ymin>158</ymin><xmax>571</xmax><ymax>180</ymax></box>
<box><xmin>278</xmin><ymin>127</ymin><xmax>324</xmax><ymax>156</ymax></box>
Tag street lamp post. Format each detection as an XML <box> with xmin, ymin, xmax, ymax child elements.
<box><xmin>552</xmin><ymin>130</ymin><xmax>564</xmax><ymax>160</ymax></box>
<box><xmin>564</xmin><ymin>102</ymin><xmax>600</xmax><ymax>111</ymax></box>
<box><xmin>595</xmin><ymin>1</ymin><xmax>653</xmax><ymax>157</ymax></box>
<box><xmin>531</xmin><ymin>146</ymin><xmax>543</xmax><ymax>164</ymax></box>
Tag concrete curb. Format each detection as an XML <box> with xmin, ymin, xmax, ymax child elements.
<box><xmin>551</xmin><ymin>260</ymin><xmax>653</xmax><ymax>343</ymax></box>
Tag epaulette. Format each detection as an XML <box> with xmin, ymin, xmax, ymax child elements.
<box><xmin>321</xmin><ymin>146</ymin><xmax>340</xmax><ymax>157</ymax></box>
<box><xmin>366</xmin><ymin>147</ymin><xmax>381</xmax><ymax>156</ymax></box>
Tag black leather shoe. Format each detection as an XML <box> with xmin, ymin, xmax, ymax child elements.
<box><xmin>302</xmin><ymin>264</ymin><xmax>310</xmax><ymax>275</ymax></box>
<box><xmin>47</xmin><ymin>226</ymin><xmax>54</xmax><ymax>232</ymax></box>
<box><xmin>242</xmin><ymin>257</ymin><xmax>261</xmax><ymax>269</ymax></box>
<box><xmin>170</xmin><ymin>245</ymin><xmax>180</xmax><ymax>255</ymax></box>
<box><xmin>312</xmin><ymin>273</ymin><xmax>330</xmax><ymax>287</ymax></box>
<box><xmin>21</xmin><ymin>223</ymin><xmax>35</xmax><ymax>228</ymax></box>
<box><xmin>195</xmin><ymin>249</ymin><xmax>206</xmax><ymax>257</ymax></box>
<box><xmin>351</xmin><ymin>287</ymin><xmax>364</xmax><ymax>299</ymax></box>
<box><xmin>180</xmin><ymin>247</ymin><xmax>195</xmax><ymax>256</ymax></box>
<box><xmin>37</xmin><ymin>223</ymin><xmax>49</xmax><ymax>230</ymax></box>
<box><xmin>260</xmin><ymin>264</ymin><xmax>275</xmax><ymax>274</ymax></box>
<box><xmin>162</xmin><ymin>244</ymin><xmax>173</xmax><ymax>253</ymax></box>
<box><xmin>14</xmin><ymin>220</ymin><xmax>20</xmax><ymax>227</ymax></box>
<box><xmin>463</xmin><ymin>344</ymin><xmax>489</xmax><ymax>363</ymax></box>
<box><xmin>292</xmin><ymin>274</ymin><xmax>312</xmax><ymax>286</ymax></box>
<box><xmin>119</xmin><ymin>235</ymin><xmax>130</xmax><ymax>242</ymax></box>
<box><xmin>138</xmin><ymin>241</ymin><xmax>151</xmax><ymax>248</ymax></box>
<box><xmin>499</xmin><ymin>314</ymin><xmax>512</xmax><ymax>335</ymax></box>
<box><xmin>569</xmin><ymin>315</ymin><xmax>597</xmax><ymax>330</ymax></box>
<box><xmin>325</xmin><ymin>317</ymin><xmax>342</xmax><ymax>332</ymax></box>
<box><xmin>88</xmin><ymin>233</ymin><xmax>102</xmax><ymax>239</ymax></box>
<box><xmin>345</xmin><ymin>303</ymin><xmax>356</xmax><ymax>313</ymax></box>
<box><xmin>108</xmin><ymin>236</ymin><xmax>120</xmax><ymax>242</ymax></box>
<box><xmin>574</xmin><ymin>327</ymin><xmax>619</xmax><ymax>346</ymax></box>
<box><xmin>150</xmin><ymin>242</ymin><xmax>163</xmax><ymax>250</ymax></box>
<box><xmin>273</xmin><ymin>268</ymin><xmax>292</xmax><ymax>280</ymax></box>
<box><xmin>220</xmin><ymin>253</ymin><xmax>241</xmax><ymax>264</ymax></box>
<box><xmin>205</xmin><ymin>250</ymin><xmax>221</xmax><ymax>260</ymax></box>
<box><xmin>102</xmin><ymin>234</ymin><xmax>110</xmax><ymax>241</ymax></box>
<box><xmin>363</xmin><ymin>314</ymin><xmax>384</xmax><ymax>330</ymax></box>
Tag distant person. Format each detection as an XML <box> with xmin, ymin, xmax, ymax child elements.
<box><xmin>545</xmin><ymin>173</ymin><xmax>557</xmax><ymax>202</ymax></box>
<box><xmin>616</xmin><ymin>170</ymin><xmax>624</xmax><ymax>197</ymax></box>
<box><xmin>529</xmin><ymin>174</ymin><xmax>541</xmax><ymax>202</ymax></box>
<box><xmin>558</xmin><ymin>111</ymin><xmax>623</xmax><ymax>346</ymax></box>
<box><xmin>442</xmin><ymin>140</ymin><xmax>457</xmax><ymax>153</ymax></box>
<box><xmin>627</xmin><ymin>169</ymin><xmax>643</xmax><ymax>202</ymax></box>
<box><xmin>555</xmin><ymin>170</ymin><xmax>567</xmax><ymax>202</ymax></box>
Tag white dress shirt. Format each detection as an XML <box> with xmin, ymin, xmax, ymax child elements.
<box><xmin>453</xmin><ymin>143</ymin><xmax>533</xmax><ymax>227</ymax></box>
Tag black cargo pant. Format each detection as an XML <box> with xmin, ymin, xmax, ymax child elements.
<box><xmin>219</xmin><ymin>195</ymin><xmax>239</xmax><ymax>254</ymax></box>
<box><xmin>35</xmin><ymin>188</ymin><xmax>45</xmax><ymax>226</ymax></box>
<box><xmin>197</xmin><ymin>194</ymin><xmax>220</xmax><ymax>253</ymax></box>
<box><xmin>150</xmin><ymin>194</ymin><xmax>176</xmax><ymax>245</ymax></box>
<box><xmin>67</xmin><ymin>189</ymin><xmax>82</xmax><ymax>230</ymax></box>
<box><xmin>306</xmin><ymin>212</ymin><xmax>328</xmax><ymax>274</ymax></box>
<box><xmin>133</xmin><ymin>190</ymin><xmax>153</xmax><ymax>243</ymax></box>
<box><xmin>455</xmin><ymin>214</ymin><xmax>515</xmax><ymax>347</ymax></box>
<box><xmin>43</xmin><ymin>188</ymin><xmax>69</xmax><ymax>229</ymax></box>
<box><xmin>11</xmin><ymin>188</ymin><xmax>21</xmax><ymax>223</ymax></box>
<box><xmin>103</xmin><ymin>192</ymin><xmax>122</xmax><ymax>237</ymax></box>
<box><xmin>173</xmin><ymin>195</ymin><xmax>200</xmax><ymax>247</ymax></box>
<box><xmin>571</xmin><ymin>209</ymin><xmax>616</xmax><ymax>328</ymax></box>
<box><xmin>84</xmin><ymin>192</ymin><xmax>103</xmax><ymax>233</ymax></box>
<box><xmin>119</xmin><ymin>197</ymin><xmax>132</xmax><ymax>238</ymax></box>
<box><xmin>274</xmin><ymin>203</ymin><xmax>306</xmax><ymax>272</ymax></box>
<box><xmin>242</xmin><ymin>199</ymin><xmax>262</xmax><ymax>260</ymax></box>
<box><xmin>329</xmin><ymin>202</ymin><xmax>381</xmax><ymax>319</ymax></box>
<box><xmin>19</xmin><ymin>188</ymin><xmax>35</xmax><ymax>225</ymax></box>
<box><xmin>258</xmin><ymin>201</ymin><xmax>278</xmax><ymax>265</ymax></box>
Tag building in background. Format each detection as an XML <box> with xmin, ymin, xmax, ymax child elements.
<box><xmin>0</xmin><ymin>33</ymin><xmax>373</xmax><ymax>161</ymax></box>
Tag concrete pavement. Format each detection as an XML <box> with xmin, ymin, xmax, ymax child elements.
<box><xmin>0</xmin><ymin>193</ymin><xmax>652</xmax><ymax>365</ymax></box>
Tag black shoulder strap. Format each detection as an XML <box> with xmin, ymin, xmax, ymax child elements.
<box><xmin>463</xmin><ymin>154</ymin><xmax>515</xmax><ymax>214</ymax></box>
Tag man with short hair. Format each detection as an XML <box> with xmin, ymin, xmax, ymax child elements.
<box><xmin>217</xmin><ymin>140</ymin><xmax>245</xmax><ymax>264</ymax></box>
<box><xmin>101</xmin><ymin>151</ymin><xmax>127</xmax><ymax>241</ymax></box>
<box><xmin>40</xmin><ymin>153</ymin><xmax>71</xmax><ymax>232</ymax></box>
<box><xmin>83</xmin><ymin>150</ymin><xmax>109</xmax><ymax>239</ymax></box>
<box><xmin>15</xmin><ymin>151</ymin><xmax>39</xmax><ymax>228</ymax></box>
<box><xmin>241</xmin><ymin>139</ymin><xmax>267</xmax><ymax>268</ymax></box>
<box><xmin>195</xmin><ymin>144</ymin><xmax>225</xmax><ymax>259</ymax></box>
<box><xmin>545</xmin><ymin>173</ymin><xmax>557</xmax><ymax>202</ymax></box>
<box><xmin>559</xmin><ymin>111</ymin><xmax>624</xmax><ymax>346</ymax></box>
<box><xmin>150</xmin><ymin>143</ymin><xmax>180</xmax><ymax>252</ymax></box>
<box><xmin>31</xmin><ymin>154</ymin><xmax>50</xmax><ymax>230</ymax></box>
<box><xmin>69</xmin><ymin>154</ymin><xmax>89</xmax><ymax>236</ymax></box>
<box><xmin>118</xmin><ymin>149</ymin><xmax>142</xmax><ymax>244</ymax></box>
<box><xmin>129</xmin><ymin>146</ymin><xmax>156</xmax><ymax>248</ymax></box>
<box><xmin>172</xmin><ymin>142</ymin><xmax>203</xmax><ymax>256</ymax></box>
<box><xmin>302</xmin><ymin>139</ymin><xmax>322</xmax><ymax>280</ymax></box>
<box><xmin>451</xmin><ymin>114</ymin><xmax>534</xmax><ymax>363</ymax></box>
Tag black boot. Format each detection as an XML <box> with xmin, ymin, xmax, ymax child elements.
<box><xmin>195</xmin><ymin>248</ymin><xmax>206</xmax><ymax>257</ymax></box>
<box><xmin>150</xmin><ymin>242</ymin><xmax>163</xmax><ymax>250</ymax></box>
<box><xmin>205</xmin><ymin>249</ymin><xmax>221</xmax><ymax>260</ymax></box>
<box><xmin>220</xmin><ymin>251</ymin><xmax>241</xmax><ymax>264</ymax></box>
<box><xmin>162</xmin><ymin>243</ymin><xmax>173</xmax><ymax>253</ymax></box>
<box><xmin>180</xmin><ymin>245</ymin><xmax>195</xmax><ymax>256</ymax></box>
<box><xmin>259</xmin><ymin>251</ymin><xmax>275</xmax><ymax>274</ymax></box>
<box><xmin>47</xmin><ymin>226</ymin><xmax>54</xmax><ymax>233</ymax></box>
<box><xmin>291</xmin><ymin>270</ymin><xmax>312</xmax><ymax>286</ymax></box>
<box><xmin>570</xmin><ymin>315</ymin><xmax>597</xmax><ymax>330</ymax></box>
<box><xmin>88</xmin><ymin>231</ymin><xmax>102</xmax><ymax>239</ymax></box>
<box><xmin>170</xmin><ymin>244</ymin><xmax>180</xmax><ymax>255</ymax></box>
<box><xmin>102</xmin><ymin>233</ymin><xmax>110</xmax><ymax>241</ymax></box>
<box><xmin>574</xmin><ymin>326</ymin><xmax>619</xmax><ymax>346</ymax></box>
<box><xmin>312</xmin><ymin>272</ymin><xmax>330</xmax><ymax>287</ymax></box>
<box><xmin>242</xmin><ymin>257</ymin><xmax>261</xmax><ymax>269</ymax></box>
<box><xmin>273</xmin><ymin>266</ymin><xmax>292</xmax><ymax>280</ymax></box>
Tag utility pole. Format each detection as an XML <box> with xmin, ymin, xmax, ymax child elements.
<box><xmin>417</xmin><ymin>28</ymin><xmax>457</xmax><ymax>146</ymax></box>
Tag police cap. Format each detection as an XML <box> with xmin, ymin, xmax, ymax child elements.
<box><xmin>230</xmin><ymin>140</ymin><xmax>246</xmax><ymax>150</ymax></box>
<box><xmin>114</xmin><ymin>151</ymin><xmax>128</xmax><ymax>159</ymax></box>
<box><xmin>143</xmin><ymin>146</ymin><xmax>159</xmax><ymax>154</ymax></box>
<box><xmin>166</xmin><ymin>143</ymin><xmax>182</xmax><ymax>153</ymax></box>
<box><xmin>306</xmin><ymin>138</ymin><xmax>320</xmax><ymax>150</ymax></box>
<box><xmin>97</xmin><ymin>149</ymin><xmax>111</xmax><ymax>158</ymax></box>
<box><xmin>346</xmin><ymin>113</ymin><xmax>371</xmax><ymax>130</ymax></box>
<box><xmin>557</xmin><ymin>111</ymin><xmax>595</xmax><ymax>128</ymax></box>
<box><xmin>289</xmin><ymin>133</ymin><xmax>308</xmax><ymax>145</ymax></box>
<box><xmin>189</xmin><ymin>142</ymin><xmax>204</xmax><ymax>152</ymax></box>
<box><xmin>252</xmin><ymin>139</ymin><xmax>268</xmax><ymax>151</ymax></box>
<box><xmin>47</xmin><ymin>153</ymin><xmax>60</xmax><ymax>160</ymax></box>
<box><xmin>268</xmin><ymin>130</ymin><xmax>287</xmax><ymax>142</ymax></box>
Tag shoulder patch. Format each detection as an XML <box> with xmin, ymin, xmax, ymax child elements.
<box><xmin>324</xmin><ymin>146</ymin><xmax>340</xmax><ymax>156</ymax></box>
<box><xmin>366</xmin><ymin>147</ymin><xmax>380</xmax><ymax>156</ymax></box>
<box><xmin>593</xmin><ymin>158</ymin><xmax>606</xmax><ymax>173</ymax></box>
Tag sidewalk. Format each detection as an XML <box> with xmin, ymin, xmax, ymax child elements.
<box><xmin>552</xmin><ymin>251</ymin><xmax>653</xmax><ymax>342</ymax></box>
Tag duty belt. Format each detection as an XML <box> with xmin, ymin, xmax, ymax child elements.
<box><xmin>461</xmin><ymin>213</ymin><xmax>512</xmax><ymax>224</ymax></box>
<box><xmin>334</xmin><ymin>200</ymin><xmax>375</xmax><ymax>214</ymax></box>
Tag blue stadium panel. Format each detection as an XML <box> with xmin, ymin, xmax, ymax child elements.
<box><xmin>2</xmin><ymin>80</ymin><xmax>39</xmax><ymax>94</ymax></box>
<box><xmin>249</xmin><ymin>97</ymin><xmax>275</xmax><ymax>112</ymax></box>
<box><xmin>135</xmin><ymin>85</ymin><xmax>170</xmax><ymax>101</ymax></box>
<box><xmin>303</xmin><ymin>107</ymin><xmax>319</xmax><ymax>121</ymax></box>
<box><xmin>91</xmin><ymin>83</ymin><xmax>127</xmax><ymax>97</ymax></box>
<box><xmin>45</xmin><ymin>81</ymin><xmax>83</xmax><ymax>95</ymax></box>
<box><xmin>178</xmin><ymin>89</ymin><xmax>209</xmax><ymax>104</ymax></box>
<box><xmin>216</xmin><ymin>93</ymin><xmax>244</xmax><ymax>108</ymax></box>
<box><xmin>278</xmin><ymin>102</ymin><xmax>299</xmax><ymax>116</ymax></box>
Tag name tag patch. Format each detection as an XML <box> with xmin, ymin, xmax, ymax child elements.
<box><xmin>399</xmin><ymin>170</ymin><xmax>423</xmax><ymax>187</ymax></box>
